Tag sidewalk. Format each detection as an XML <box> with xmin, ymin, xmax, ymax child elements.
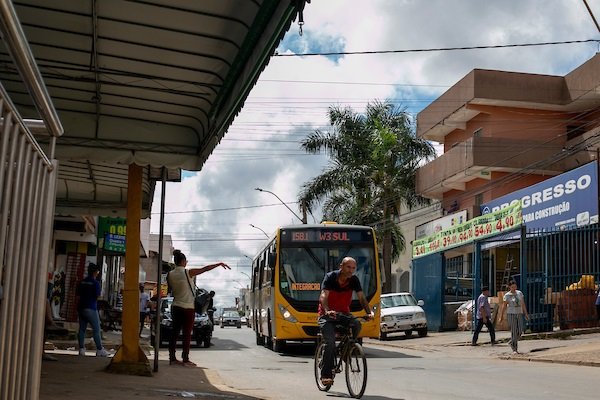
<box><xmin>40</xmin><ymin>327</ymin><xmax>600</xmax><ymax>399</ymax></box>
<box><xmin>365</xmin><ymin>327</ymin><xmax>600</xmax><ymax>367</ymax></box>
<box><xmin>40</xmin><ymin>330</ymin><xmax>260</xmax><ymax>400</ymax></box>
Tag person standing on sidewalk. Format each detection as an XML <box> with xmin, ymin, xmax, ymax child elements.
<box><xmin>499</xmin><ymin>280</ymin><xmax>529</xmax><ymax>354</ymax></box>
<box><xmin>472</xmin><ymin>286</ymin><xmax>496</xmax><ymax>346</ymax></box>
<box><xmin>139</xmin><ymin>283</ymin><xmax>151</xmax><ymax>337</ymax></box>
<box><xmin>76</xmin><ymin>263</ymin><xmax>109</xmax><ymax>357</ymax></box>
<box><xmin>167</xmin><ymin>249</ymin><xmax>230</xmax><ymax>367</ymax></box>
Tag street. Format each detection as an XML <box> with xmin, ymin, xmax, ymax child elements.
<box><xmin>187</xmin><ymin>327</ymin><xmax>597</xmax><ymax>400</ymax></box>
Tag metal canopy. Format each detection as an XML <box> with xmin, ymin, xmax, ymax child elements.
<box><xmin>0</xmin><ymin>0</ymin><xmax>302</xmax><ymax>215</ymax></box>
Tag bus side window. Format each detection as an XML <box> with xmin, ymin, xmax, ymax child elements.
<box><xmin>261</xmin><ymin>253</ymin><xmax>270</xmax><ymax>287</ymax></box>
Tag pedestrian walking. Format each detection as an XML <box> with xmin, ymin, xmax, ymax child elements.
<box><xmin>76</xmin><ymin>263</ymin><xmax>109</xmax><ymax>357</ymax></box>
<box><xmin>139</xmin><ymin>283</ymin><xmax>151</xmax><ymax>337</ymax></box>
<box><xmin>499</xmin><ymin>279</ymin><xmax>529</xmax><ymax>354</ymax></box>
<box><xmin>472</xmin><ymin>286</ymin><xmax>496</xmax><ymax>346</ymax></box>
<box><xmin>167</xmin><ymin>249</ymin><xmax>230</xmax><ymax>367</ymax></box>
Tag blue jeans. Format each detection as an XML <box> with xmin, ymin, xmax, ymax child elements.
<box><xmin>318</xmin><ymin>314</ymin><xmax>361</xmax><ymax>379</ymax></box>
<box><xmin>78</xmin><ymin>308</ymin><xmax>103</xmax><ymax>350</ymax></box>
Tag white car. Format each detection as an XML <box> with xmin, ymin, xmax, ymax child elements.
<box><xmin>379</xmin><ymin>292</ymin><xmax>428</xmax><ymax>340</ymax></box>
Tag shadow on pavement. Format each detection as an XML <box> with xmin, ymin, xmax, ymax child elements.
<box><xmin>40</xmin><ymin>353</ymin><xmax>260</xmax><ymax>400</ymax></box>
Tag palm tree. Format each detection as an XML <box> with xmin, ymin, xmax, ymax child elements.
<box><xmin>299</xmin><ymin>100</ymin><xmax>435</xmax><ymax>292</ymax></box>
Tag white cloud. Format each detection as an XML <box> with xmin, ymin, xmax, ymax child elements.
<box><xmin>151</xmin><ymin>0</ymin><xmax>600</xmax><ymax>306</ymax></box>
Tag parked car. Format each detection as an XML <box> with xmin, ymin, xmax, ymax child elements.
<box><xmin>379</xmin><ymin>292</ymin><xmax>428</xmax><ymax>340</ymax></box>
<box><xmin>220</xmin><ymin>310</ymin><xmax>242</xmax><ymax>328</ymax></box>
<box><xmin>151</xmin><ymin>297</ymin><xmax>213</xmax><ymax>348</ymax></box>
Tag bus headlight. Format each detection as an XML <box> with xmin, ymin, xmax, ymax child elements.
<box><xmin>278</xmin><ymin>304</ymin><xmax>297</xmax><ymax>322</ymax></box>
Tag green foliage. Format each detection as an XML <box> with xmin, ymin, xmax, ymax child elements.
<box><xmin>298</xmin><ymin>100</ymin><xmax>435</xmax><ymax>264</ymax></box>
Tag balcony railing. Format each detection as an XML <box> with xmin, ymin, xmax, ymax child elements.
<box><xmin>416</xmin><ymin>136</ymin><xmax>565</xmax><ymax>198</ymax></box>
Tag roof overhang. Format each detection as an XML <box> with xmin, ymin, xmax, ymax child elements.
<box><xmin>0</xmin><ymin>0</ymin><xmax>304</xmax><ymax>215</ymax></box>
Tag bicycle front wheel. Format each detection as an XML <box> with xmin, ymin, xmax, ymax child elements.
<box><xmin>345</xmin><ymin>343</ymin><xmax>367</xmax><ymax>398</ymax></box>
<box><xmin>314</xmin><ymin>341</ymin><xmax>332</xmax><ymax>392</ymax></box>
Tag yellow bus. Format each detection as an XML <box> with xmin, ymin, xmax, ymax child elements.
<box><xmin>249</xmin><ymin>223</ymin><xmax>381</xmax><ymax>352</ymax></box>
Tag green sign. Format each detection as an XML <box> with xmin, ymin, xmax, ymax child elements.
<box><xmin>412</xmin><ymin>202</ymin><xmax>522</xmax><ymax>259</ymax></box>
<box><xmin>98</xmin><ymin>217</ymin><xmax>127</xmax><ymax>253</ymax></box>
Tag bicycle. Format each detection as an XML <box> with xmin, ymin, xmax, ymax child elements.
<box><xmin>314</xmin><ymin>314</ymin><xmax>368</xmax><ymax>399</ymax></box>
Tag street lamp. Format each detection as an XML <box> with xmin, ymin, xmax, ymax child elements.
<box><xmin>255</xmin><ymin>187</ymin><xmax>306</xmax><ymax>224</ymax></box>
<box><xmin>249</xmin><ymin>223</ymin><xmax>269</xmax><ymax>238</ymax></box>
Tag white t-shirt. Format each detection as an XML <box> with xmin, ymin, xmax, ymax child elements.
<box><xmin>168</xmin><ymin>266</ymin><xmax>195</xmax><ymax>309</ymax></box>
<box><xmin>503</xmin><ymin>290</ymin><xmax>525</xmax><ymax>314</ymax></box>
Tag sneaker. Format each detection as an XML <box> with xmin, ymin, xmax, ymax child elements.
<box><xmin>169</xmin><ymin>359</ymin><xmax>183</xmax><ymax>366</ymax></box>
<box><xmin>182</xmin><ymin>360</ymin><xmax>197</xmax><ymax>367</ymax></box>
<box><xmin>96</xmin><ymin>348</ymin><xmax>109</xmax><ymax>357</ymax></box>
<box><xmin>78</xmin><ymin>348</ymin><xmax>86</xmax><ymax>356</ymax></box>
<box><xmin>471</xmin><ymin>343</ymin><xmax>478</xmax><ymax>346</ymax></box>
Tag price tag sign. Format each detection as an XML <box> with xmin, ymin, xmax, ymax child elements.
<box><xmin>413</xmin><ymin>202</ymin><xmax>522</xmax><ymax>258</ymax></box>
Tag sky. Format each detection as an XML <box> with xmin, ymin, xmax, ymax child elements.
<box><xmin>150</xmin><ymin>0</ymin><xmax>600</xmax><ymax>309</ymax></box>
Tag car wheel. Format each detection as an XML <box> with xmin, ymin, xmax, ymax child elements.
<box><xmin>203</xmin><ymin>337</ymin><xmax>211</xmax><ymax>348</ymax></box>
<box><xmin>236</xmin><ymin>324</ymin><xmax>241</xmax><ymax>329</ymax></box>
<box><xmin>418</xmin><ymin>327</ymin><xmax>428</xmax><ymax>337</ymax></box>
<box><xmin>405</xmin><ymin>330</ymin><xmax>413</xmax><ymax>338</ymax></box>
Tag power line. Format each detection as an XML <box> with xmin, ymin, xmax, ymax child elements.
<box><xmin>273</xmin><ymin>39</ymin><xmax>599</xmax><ymax>57</ymax></box>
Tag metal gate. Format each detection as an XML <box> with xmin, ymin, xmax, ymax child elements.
<box><xmin>525</xmin><ymin>226</ymin><xmax>600</xmax><ymax>332</ymax></box>
<box><xmin>412</xmin><ymin>252</ymin><xmax>444</xmax><ymax>331</ymax></box>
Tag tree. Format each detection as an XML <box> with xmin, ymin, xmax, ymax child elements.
<box><xmin>298</xmin><ymin>100</ymin><xmax>435</xmax><ymax>293</ymax></box>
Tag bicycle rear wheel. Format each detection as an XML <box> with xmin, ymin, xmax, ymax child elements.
<box><xmin>345</xmin><ymin>343</ymin><xmax>367</xmax><ymax>398</ymax></box>
<box><xmin>314</xmin><ymin>341</ymin><xmax>332</xmax><ymax>391</ymax></box>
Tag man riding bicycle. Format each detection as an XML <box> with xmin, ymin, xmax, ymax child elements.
<box><xmin>318</xmin><ymin>256</ymin><xmax>374</xmax><ymax>386</ymax></box>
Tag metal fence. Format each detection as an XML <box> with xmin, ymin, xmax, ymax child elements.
<box><xmin>0</xmin><ymin>85</ymin><xmax>57</xmax><ymax>399</ymax></box>
<box><xmin>524</xmin><ymin>225</ymin><xmax>600</xmax><ymax>332</ymax></box>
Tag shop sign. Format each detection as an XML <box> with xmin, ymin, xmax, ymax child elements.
<box><xmin>413</xmin><ymin>202</ymin><xmax>522</xmax><ymax>259</ymax></box>
<box><xmin>98</xmin><ymin>217</ymin><xmax>126</xmax><ymax>253</ymax></box>
<box><xmin>415</xmin><ymin>210</ymin><xmax>468</xmax><ymax>239</ymax></box>
<box><xmin>480</xmin><ymin>161</ymin><xmax>598</xmax><ymax>230</ymax></box>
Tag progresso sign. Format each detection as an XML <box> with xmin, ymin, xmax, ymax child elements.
<box><xmin>480</xmin><ymin>161</ymin><xmax>599</xmax><ymax>230</ymax></box>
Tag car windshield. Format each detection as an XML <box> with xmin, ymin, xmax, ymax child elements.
<box><xmin>223</xmin><ymin>311</ymin><xmax>239</xmax><ymax>318</ymax></box>
<box><xmin>381</xmin><ymin>294</ymin><xmax>417</xmax><ymax>308</ymax></box>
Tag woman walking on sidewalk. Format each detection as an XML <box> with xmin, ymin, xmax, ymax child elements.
<box><xmin>499</xmin><ymin>280</ymin><xmax>529</xmax><ymax>354</ymax></box>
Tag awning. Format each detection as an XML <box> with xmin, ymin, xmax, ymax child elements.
<box><xmin>0</xmin><ymin>0</ymin><xmax>304</xmax><ymax>215</ymax></box>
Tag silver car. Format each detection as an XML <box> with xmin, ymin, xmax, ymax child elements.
<box><xmin>379</xmin><ymin>292</ymin><xmax>428</xmax><ymax>340</ymax></box>
<box><xmin>220</xmin><ymin>310</ymin><xmax>242</xmax><ymax>328</ymax></box>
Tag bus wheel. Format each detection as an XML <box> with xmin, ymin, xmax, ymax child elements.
<box><xmin>272</xmin><ymin>339</ymin><xmax>286</xmax><ymax>353</ymax></box>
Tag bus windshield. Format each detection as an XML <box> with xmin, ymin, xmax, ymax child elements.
<box><xmin>278</xmin><ymin>245</ymin><xmax>376</xmax><ymax>303</ymax></box>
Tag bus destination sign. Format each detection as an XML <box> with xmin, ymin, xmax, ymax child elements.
<box><xmin>282</xmin><ymin>229</ymin><xmax>370</xmax><ymax>243</ymax></box>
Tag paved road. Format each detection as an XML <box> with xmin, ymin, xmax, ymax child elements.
<box><xmin>191</xmin><ymin>327</ymin><xmax>597</xmax><ymax>400</ymax></box>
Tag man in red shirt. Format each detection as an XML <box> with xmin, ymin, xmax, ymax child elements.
<box><xmin>318</xmin><ymin>257</ymin><xmax>373</xmax><ymax>385</ymax></box>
